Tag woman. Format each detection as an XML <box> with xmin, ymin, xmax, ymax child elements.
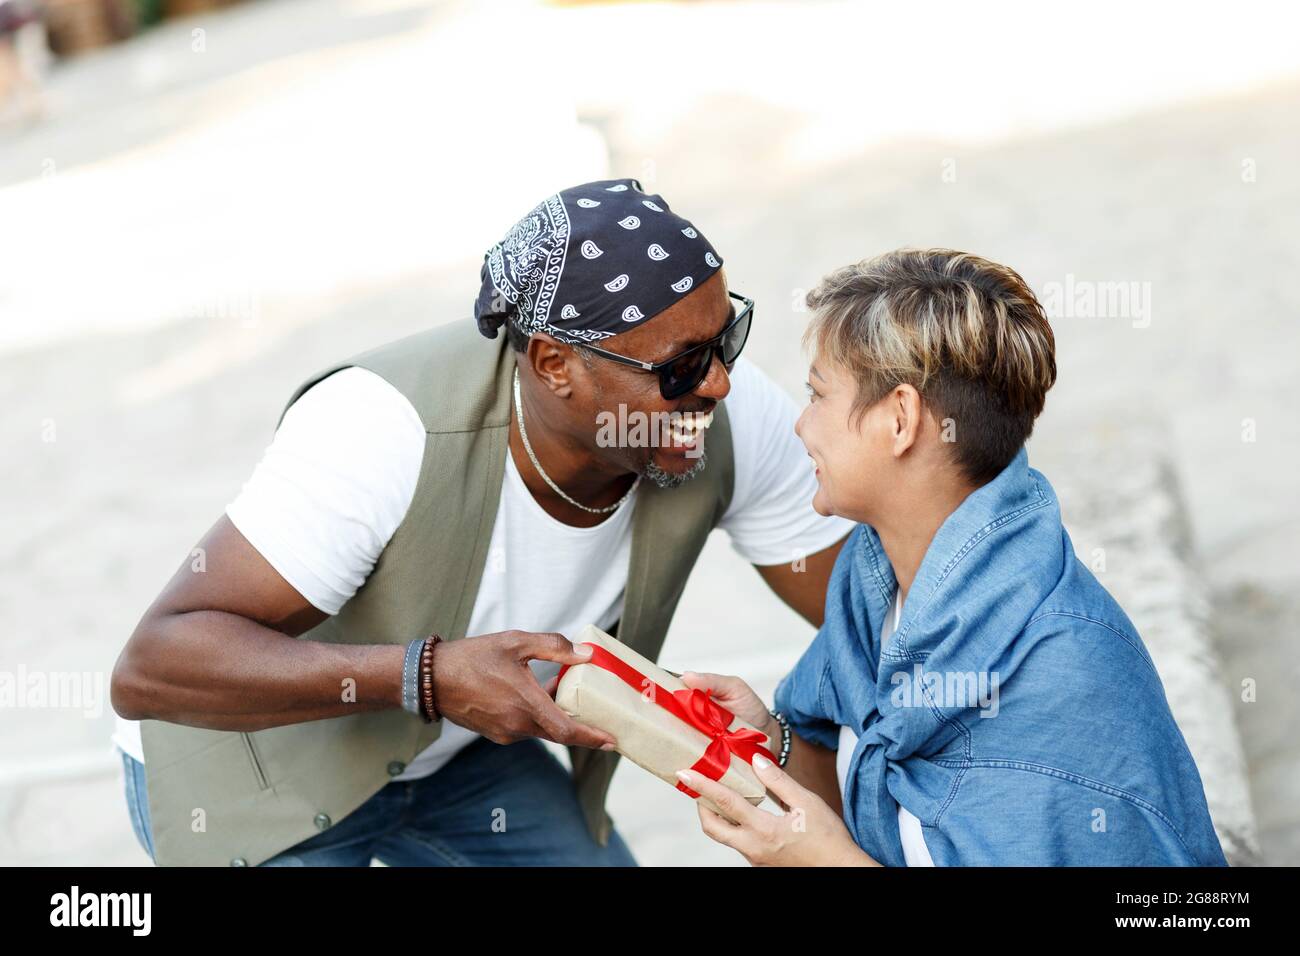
<box><xmin>677</xmin><ymin>249</ymin><xmax>1227</xmax><ymax>866</ymax></box>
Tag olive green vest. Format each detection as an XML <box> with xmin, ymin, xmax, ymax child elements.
<box><xmin>139</xmin><ymin>321</ymin><xmax>734</xmax><ymax>866</ymax></box>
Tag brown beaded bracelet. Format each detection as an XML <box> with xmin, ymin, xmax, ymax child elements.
<box><xmin>419</xmin><ymin>634</ymin><xmax>443</xmax><ymax>723</ymax></box>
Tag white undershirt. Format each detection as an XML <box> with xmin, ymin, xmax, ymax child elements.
<box><xmin>113</xmin><ymin>356</ymin><xmax>854</xmax><ymax>781</ymax></box>
<box><xmin>835</xmin><ymin>590</ymin><xmax>935</xmax><ymax>866</ymax></box>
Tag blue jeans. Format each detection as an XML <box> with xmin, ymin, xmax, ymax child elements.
<box><xmin>120</xmin><ymin>735</ymin><xmax>637</xmax><ymax>866</ymax></box>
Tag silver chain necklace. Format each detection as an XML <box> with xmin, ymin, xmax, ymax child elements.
<box><xmin>513</xmin><ymin>368</ymin><xmax>639</xmax><ymax>515</ymax></box>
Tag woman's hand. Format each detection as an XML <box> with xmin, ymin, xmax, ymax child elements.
<box><xmin>679</xmin><ymin>670</ymin><xmax>777</xmax><ymax>739</ymax></box>
<box><xmin>679</xmin><ymin>754</ymin><xmax>880</xmax><ymax>867</ymax></box>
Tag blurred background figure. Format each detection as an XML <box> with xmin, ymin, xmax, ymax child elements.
<box><xmin>0</xmin><ymin>0</ymin><xmax>48</xmax><ymax>125</ymax></box>
<box><xmin>1</xmin><ymin>0</ymin><xmax>1296</xmax><ymax>867</ymax></box>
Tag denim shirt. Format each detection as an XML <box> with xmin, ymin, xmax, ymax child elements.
<box><xmin>773</xmin><ymin>447</ymin><xmax>1227</xmax><ymax>866</ymax></box>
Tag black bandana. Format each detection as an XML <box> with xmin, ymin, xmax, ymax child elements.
<box><xmin>474</xmin><ymin>178</ymin><xmax>724</xmax><ymax>344</ymax></box>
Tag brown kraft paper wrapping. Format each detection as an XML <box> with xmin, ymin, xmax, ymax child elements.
<box><xmin>555</xmin><ymin>624</ymin><xmax>772</xmax><ymax>823</ymax></box>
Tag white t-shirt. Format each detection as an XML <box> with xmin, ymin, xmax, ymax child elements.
<box><xmin>113</xmin><ymin>357</ymin><xmax>854</xmax><ymax>782</ymax></box>
<box><xmin>835</xmin><ymin>589</ymin><xmax>935</xmax><ymax>866</ymax></box>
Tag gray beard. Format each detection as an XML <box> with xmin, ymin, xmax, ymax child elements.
<box><xmin>641</xmin><ymin>450</ymin><xmax>708</xmax><ymax>489</ymax></box>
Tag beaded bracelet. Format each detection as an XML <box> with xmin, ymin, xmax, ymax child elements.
<box><xmin>419</xmin><ymin>635</ymin><xmax>444</xmax><ymax>724</ymax></box>
<box><xmin>767</xmin><ymin>708</ymin><xmax>792</xmax><ymax>767</ymax></box>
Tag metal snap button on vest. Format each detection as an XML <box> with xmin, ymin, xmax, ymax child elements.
<box><xmin>231</xmin><ymin>857</ymin><xmax>247</xmax><ymax>867</ymax></box>
<box><xmin>387</xmin><ymin>761</ymin><xmax>406</xmax><ymax>777</ymax></box>
<box><xmin>314</xmin><ymin>812</ymin><xmax>332</xmax><ymax>831</ymax></box>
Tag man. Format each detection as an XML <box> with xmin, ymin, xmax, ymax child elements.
<box><xmin>110</xmin><ymin>178</ymin><xmax>853</xmax><ymax>866</ymax></box>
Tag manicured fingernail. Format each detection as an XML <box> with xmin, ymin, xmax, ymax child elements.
<box><xmin>676</xmin><ymin>770</ymin><xmax>694</xmax><ymax>784</ymax></box>
<box><xmin>752</xmin><ymin>754</ymin><xmax>772</xmax><ymax>770</ymax></box>
<box><xmin>574</xmin><ymin>643</ymin><xmax>592</xmax><ymax>657</ymax></box>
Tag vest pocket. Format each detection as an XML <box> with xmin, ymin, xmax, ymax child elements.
<box><xmin>240</xmin><ymin>732</ymin><xmax>271</xmax><ymax>790</ymax></box>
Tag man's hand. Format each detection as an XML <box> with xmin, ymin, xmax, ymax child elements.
<box><xmin>433</xmin><ymin>631</ymin><xmax>618</xmax><ymax>751</ymax></box>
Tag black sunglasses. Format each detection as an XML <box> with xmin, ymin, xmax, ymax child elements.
<box><xmin>580</xmin><ymin>291</ymin><xmax>754</xmax><ymax>400</ymax></box>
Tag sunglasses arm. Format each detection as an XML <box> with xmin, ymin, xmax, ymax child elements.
<box><xmin>580</xmin><ymin>346</ymin><xmax>655</xmax><ymax>372</ymax></box>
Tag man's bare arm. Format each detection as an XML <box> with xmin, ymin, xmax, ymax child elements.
<box><xmin>110</xmin><ymin>516</ymin><xmax>401</xmax><ymax>730</ymax></box>
<box><xmin>110</xmin><ymin>515</ymin><xmax>616</xmax><ymax>750</ymax></box>
<box><xmin>753</xmin><ymin>533</ymin><xmax>849</xmax><ymax>629</ymax></box>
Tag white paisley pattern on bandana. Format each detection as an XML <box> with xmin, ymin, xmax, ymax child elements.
<box><xmin>474</xmin><ymin>178</ymin><xmax>725</xmax><ymax>344</ymax></box>
<box><xmin>486</xmin><ymin>192</ymin><xmax>571</xmax><ymax>336</ymax></box>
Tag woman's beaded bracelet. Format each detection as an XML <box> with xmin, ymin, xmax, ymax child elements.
<box><xmin>767</xmin><ymin>708</ymin><xmax>792</xmax><ymax>767</ymax></box>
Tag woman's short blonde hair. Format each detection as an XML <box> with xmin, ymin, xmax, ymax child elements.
<box><xmin>804</xmin><ymin>248</ymin><xmax>1057</xmax><ymax>485</ymax></box>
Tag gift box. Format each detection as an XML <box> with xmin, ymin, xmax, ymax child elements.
<box><xmin>556</xmin><ymin>624</ymin><xmax>774</xmax><ymax>821</ymax></box>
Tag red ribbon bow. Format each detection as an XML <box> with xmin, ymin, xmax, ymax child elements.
<box><xmin>557</xmin><ymin>642</ymin><xmax>775</xmax><ymax>799</ymax></box>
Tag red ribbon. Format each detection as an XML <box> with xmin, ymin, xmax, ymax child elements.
<box><xmin>557</xmin><ymin>643</ymin><xmax>775</xmax><ymax>798</ymax></box>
